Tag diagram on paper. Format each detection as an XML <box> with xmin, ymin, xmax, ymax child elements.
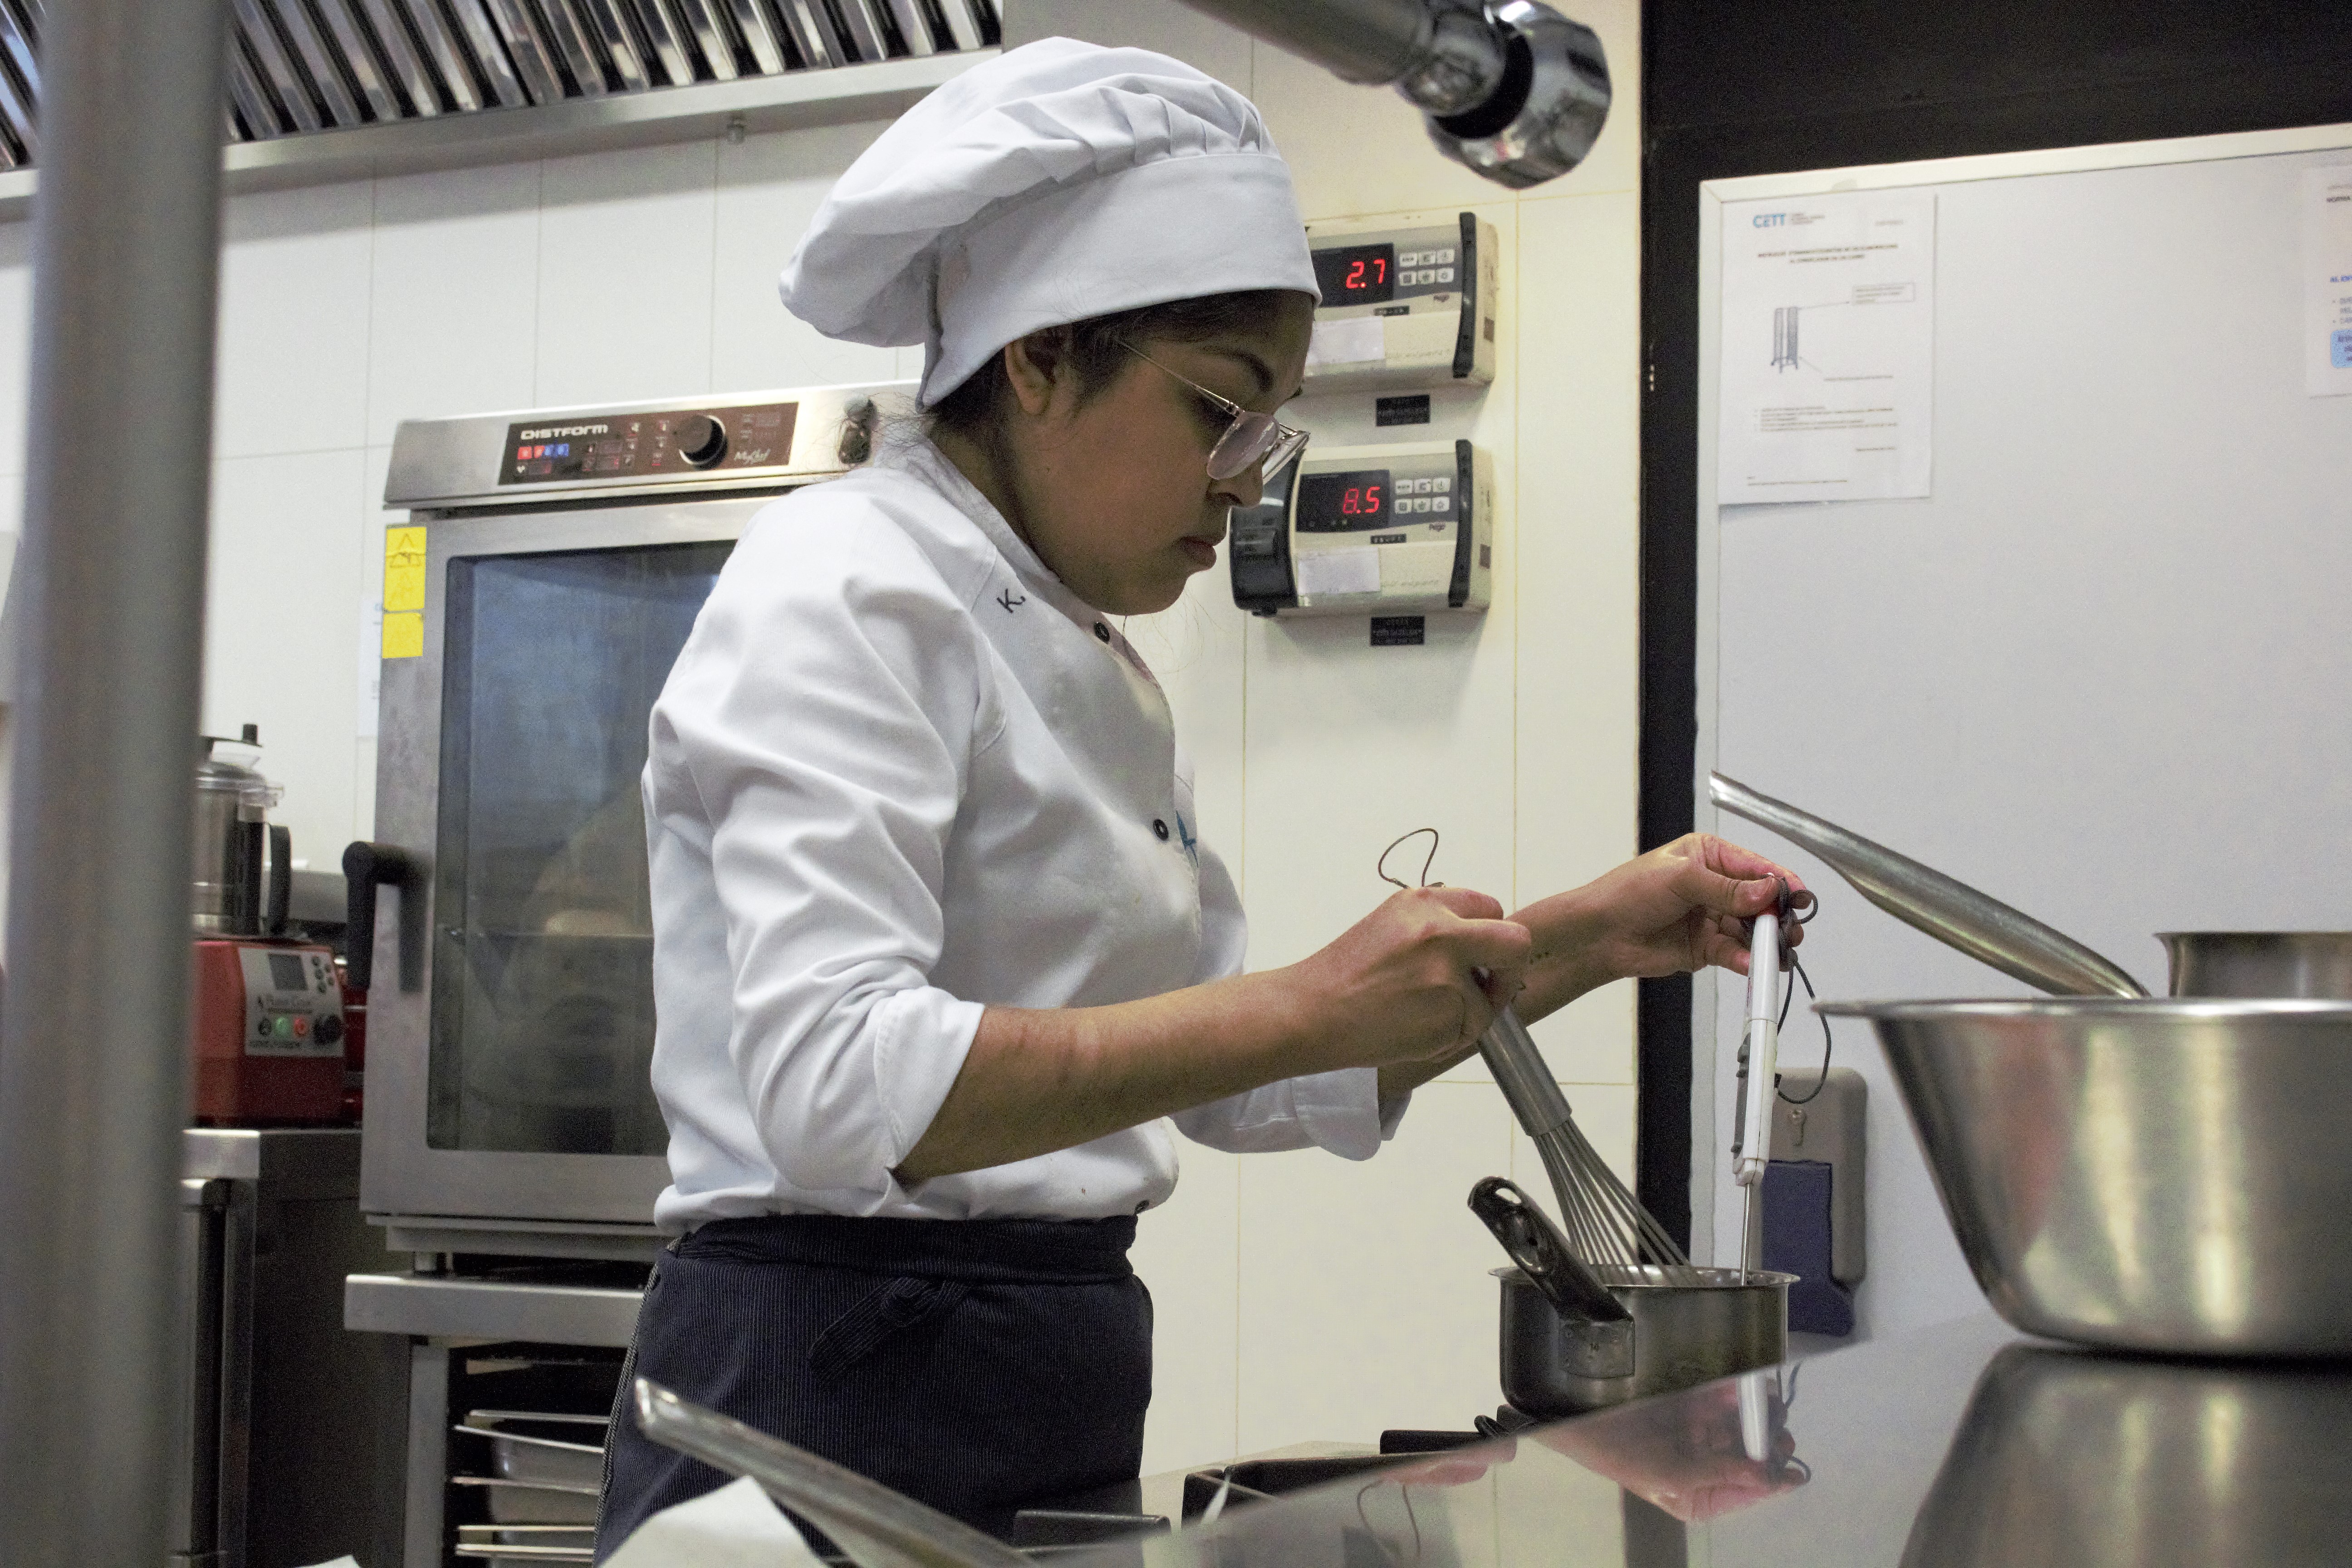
<box><xmin>1718</xmin><ymin>191</ymin><xmax>1936</xmax><ymax>503</ymax></box>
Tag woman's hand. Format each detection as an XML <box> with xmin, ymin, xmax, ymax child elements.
<box><xmin>1505</xmin><ymin>835</ymin><xmax>1806</xmax><ymax>1024</ymax></box>
<box><xmin>1277</xmin><ymin>886</ymin><xmax>1532</xmax><ymax>1082</ymax></box>
<box><xmin>896</xmin><ymin>886</ymin><xmax>1528</xmax><ymax>1182</ymax></box>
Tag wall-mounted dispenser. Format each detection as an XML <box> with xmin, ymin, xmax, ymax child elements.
<box><xmin>1303</xmin><ymin>212</ymin><xmax>1499</xmax><ymax>394</ymax></box>
<box><xmin>1230</xmin><ymin>439</ymin><xmax>1492</xmax><ymax>618</ymax></box>
<box><xmin>1751</xmin><ymin>1066</ymin><xmax>1867</xmax><ymax>1336</ymax></box>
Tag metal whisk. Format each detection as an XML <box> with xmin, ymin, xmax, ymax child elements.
<box><xmin>1480</xmin><ymin>1005</ymin><xmax>1703</xmax><ymax>1285</ymax></box>
<box><xmin>1370</xmin><ymin>828</ymin><xmax>1700</xmax><ymax>1284</ymax></box>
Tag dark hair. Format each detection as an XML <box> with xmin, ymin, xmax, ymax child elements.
<box><xmin>924</xmin><ymin>289</ymin><xmax>1308</xmax><ymax>457</ymax></box>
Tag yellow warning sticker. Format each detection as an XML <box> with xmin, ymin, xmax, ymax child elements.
<box><xmin>383</xmin><ymin>525</ymin><xmax>428</xmax><ymax>614</ymax></box>
<box><xmin>381</xmin><ymin>611</ymin><xmax>424</xmax><ymax>660</ymax></box>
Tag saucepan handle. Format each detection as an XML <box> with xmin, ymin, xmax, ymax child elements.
<box><xmin>1469</xmin><ymin>1177</ymin><xmax>1631</xmax><ymax>1325</ymax></box>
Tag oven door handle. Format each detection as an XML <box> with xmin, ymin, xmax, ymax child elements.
<box><xmin>342</xmin><ymin>841</ymin><xmax>422</xmax><ymax>992</ymax></box>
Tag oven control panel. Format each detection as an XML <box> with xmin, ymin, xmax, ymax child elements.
<box><xmin>500</xmin><ymin>402</ymin><xmax>799</xmax><ymax>486</ymax></box>
<box><xmin>384</xmin><ymin>382</ymin><xmax>918</xmax><ymax>510</ymax></box>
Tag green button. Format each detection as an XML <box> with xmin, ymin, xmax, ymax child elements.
<box><xmin>273</xmin><ymin>1015</ymin><xmax>294</xmax><ymax>1039</ymax></box>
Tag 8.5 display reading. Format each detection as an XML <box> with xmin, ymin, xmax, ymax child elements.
<box><xmin>1312</xmin><ymin>242</ymin><xmax>1396</xmax><ymax>306</ymax></box>
<box><xmin>1296</xmin><ymin>469</ymin><xmax>1392</xmax><ymax>531</ymax></box>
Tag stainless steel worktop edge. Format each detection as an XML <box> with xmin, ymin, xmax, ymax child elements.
<box><xmin>345</xmin><ymin>1272</ymin><xmax>644</xmax><ymax>1347</ymax></box>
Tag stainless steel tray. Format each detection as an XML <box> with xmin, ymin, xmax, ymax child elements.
<box><xmin>449</xmin><ymin>1475</ymin><xmax>600</xmax><ymax>1525</ymax></box>
<box><xmin>456</xmin><ymin>1411</ymin><xmax>608</xmax><ymax>1490</ymax></box>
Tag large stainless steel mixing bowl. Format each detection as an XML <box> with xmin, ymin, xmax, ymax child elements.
<box><xmin>1820</xmin><ymin>998</ymin><xmax>2352</xmax><ymax>1356</ymax></box>
<box><xmin>1901</xmin><ymin>1344</ymin><xmax>2352</xmax><ymax>1566</ymax></box>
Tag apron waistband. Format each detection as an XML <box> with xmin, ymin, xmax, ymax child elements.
<box><xmin>676</xmin><ymin>1211</ymin><xmax>1137</xmax><ymax>1284</ymax></box>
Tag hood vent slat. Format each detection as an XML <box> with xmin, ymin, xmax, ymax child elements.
<box><xmin>0</xmin><ymin>0</ymin><xmax>993</xmax><ymax>173</ymax></box>
<box><xmin>264</xmin><ymin>0</ymin><xmax>369</xmax><ymax>129</ymax></box>
<box><xmin>356</xmin><ymin>0</ymin><xmax>446</xmax><ymax>117</ymax></box>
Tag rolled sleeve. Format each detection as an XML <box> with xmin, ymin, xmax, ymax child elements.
<box><xmin>1164</xmin><ymin>839</ymin><xmax>1412</xmax><ymax>1160</ymax></box>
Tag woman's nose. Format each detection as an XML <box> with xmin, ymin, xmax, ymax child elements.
<box><xmin>1212</xmin><ymin>462</ymin><xmax>1265</xmax><ymax>510</ymax></box>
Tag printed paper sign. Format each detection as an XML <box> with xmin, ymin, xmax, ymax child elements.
<box><xmin>2306</xmin><ymin>166</ymin><xmax>2352</xmax><ymax>397</ymax></box>
<box><xmin>1718</xmin><ymin>191</ymin><xmax>1937</xmax><ymax>503</ymax></box>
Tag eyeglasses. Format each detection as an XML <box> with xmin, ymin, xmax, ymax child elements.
<box><xmin>1122</xmin><ymin>342</ymin><xmax>1309</xmax><ymax>483</ymax></box>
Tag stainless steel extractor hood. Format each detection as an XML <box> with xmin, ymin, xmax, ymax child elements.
<box><xmin>0</xmin><ymin>0</ymin><xmax>1000</xmax><ymax>165</ymax></box>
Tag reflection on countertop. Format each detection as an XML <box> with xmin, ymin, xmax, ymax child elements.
<box><xmin>1072</xmin><ymin>1311</ymin><xmax>2352</xmax><ymax>1567</ymax></box>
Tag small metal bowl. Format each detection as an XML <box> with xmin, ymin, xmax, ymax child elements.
<box><xmin>1824</xmin><ymin>997</ymin><xmax>2352</xmax><ymax>1357</ymax></box>
<box><xmin>2157</xmin><ymin>931</ymin><xmax>2352</xmax><ymax>999</ymax></box>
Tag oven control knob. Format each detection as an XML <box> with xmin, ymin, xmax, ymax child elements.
<box><xmin>316</xmin><ymin>1014</ymin><xmax>345</xmax><ymax>1046</ymax></box>
<box><xmin>676</xmin><ymin>414</ymin><xmax>727</xmax><ymax>468</ymax></box>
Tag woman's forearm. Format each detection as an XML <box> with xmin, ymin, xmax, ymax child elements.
<box><xmin>893</xmin><ymin>969</ymin><xmax>1331</xmax><ymax>1181</ymax></box>
<box><xmin>892</xmin><ymin>885</ymin><xmax>1533</xmax><ymax>1182</ymax></box>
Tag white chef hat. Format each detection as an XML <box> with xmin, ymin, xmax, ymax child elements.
<box><xmin>779</xmin><ymin>37</ymin><xmax>1318</xmax><ymax>406</ymax></box>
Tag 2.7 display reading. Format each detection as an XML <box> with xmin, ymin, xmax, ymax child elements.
<box><xmin>1296</xmin><ymin>469</ymin><xmax>1392</xmax><ymax>532</ymax></box>
<box><xmin>1312</xmin><ymin>242</ymin><xmax>1397</xmax><ymax>307</ymax></box>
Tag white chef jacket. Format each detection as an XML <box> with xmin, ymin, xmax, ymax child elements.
<box><xmin>643</xmin><ymin>437</ymin><xmax>1403</xmax><ymax>1231</ymax></box>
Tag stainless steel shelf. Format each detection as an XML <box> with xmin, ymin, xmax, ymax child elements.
<box><xmin>0</xmin><ymin>50</ymin><xmax>987</xmax><ymax>221</ymax></box>
<box><xmin>346</xmin><ymin>1271</ymin><xmax>645</xmax><ymax>1346</ymax></box>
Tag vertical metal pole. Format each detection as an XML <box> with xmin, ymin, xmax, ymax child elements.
<box><xmin>0</xmin><ymin>2</ymin><xmax>228</xmax><ymax>1561</ymax></box>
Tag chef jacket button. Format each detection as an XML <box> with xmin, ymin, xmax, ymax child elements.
<box><xmin>1093</xmin><ymin>622</ymin><xmax>1111</xmax><ymax>642</ymax></box>
<box><xmin>1152</xmin><ymin>818</ymin><xmax>1170</xmax><ymax>841</ymax></box>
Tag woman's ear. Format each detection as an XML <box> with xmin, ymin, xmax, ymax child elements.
<box><xmin>1001</xmin><ymin>329</ymin><xmax>1069</xmax><ymax>416</ymax></box>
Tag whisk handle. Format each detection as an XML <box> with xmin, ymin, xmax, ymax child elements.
<box><xmin>1480</xmin><ymin>1007</ymin><xmax>1575</xmax><ymax>1138</ymax></box>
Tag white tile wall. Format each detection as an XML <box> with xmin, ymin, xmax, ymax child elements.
<box><xmin>535</xmin><ymin>142</ymin><xmax>721</xmax><ymax>407</ymax></box>
<box><xmin>213</xmin><ymin>181</ymin><xmax>377</xmax><ymax>460</ymax></box>
<box><xmin>0</xmin><ymin>219</ymin><xmax>29</xmax><ymax>478</ymax></box>
<box><xmin>204</xmin><ymin>448</ymin><xmax>369</xmax><ymax>867</ymax></box>
<box><xmin>368</xmin><ymin>163</ymin><xmax>542</xmax><ymax>442</ymax></box>
<box><xmin>1235</xmin><ymin>1083</ymin><xmax>1514</xmax><ymax>1450</ymax></box>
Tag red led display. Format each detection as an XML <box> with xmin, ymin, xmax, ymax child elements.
<box><xmin>1312</xmin><ymin>242</ymin><xmax>1398</xmax><ymax>307</ymax></box>
<box><xmin>1296</xmin><ymin>469</ymin><xmax>1393</xmax><ymax>532</ymax></box>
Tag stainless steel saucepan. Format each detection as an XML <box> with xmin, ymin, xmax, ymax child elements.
<box><xmin>1470</xmin><ymin>1178</ymin><xmax>1790</xmax><ymax>1416</ymax></box>
<box><xmin>1710</xmin><ymin>773</ymin><xmax>2352</xmax><ymax>999</ymax></box>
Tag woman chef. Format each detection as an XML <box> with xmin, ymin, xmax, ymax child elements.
<box><xmin>596</xmin><ymin>38</ymin><xmax>1802</xmax><ymax>1554</ymax></box>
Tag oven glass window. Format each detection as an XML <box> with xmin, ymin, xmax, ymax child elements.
<box><xmin>430</xmin><ymin>541</ymin><xmax>732</xmax><ymax>1154</ymax></box>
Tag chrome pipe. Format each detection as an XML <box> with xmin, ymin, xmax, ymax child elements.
<box><xmin>1174</xmin><ymin>0</ymin><xmax>1610</xmax><ymax>189</ymax></box>
<box><xmin>1176</xmin><ymin>0</ymin><xmax>1436</xmax><ymax>88</ymax></box>
<box><xmin>0</xmin><ymin>0</ymin><xmax>229</xmax><ymax>1560</ymax></box>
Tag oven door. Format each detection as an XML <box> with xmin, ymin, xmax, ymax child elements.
<box><xmin>362</xmin><ymin>493</ymin><xmax>783</xmax><ymax>1229</ymax></box>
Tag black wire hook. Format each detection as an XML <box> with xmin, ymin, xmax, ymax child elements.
<box><xmin>1377</xmin><ymin>827</ymin><xmax>1442</xmax><ymax>890</ymax></box>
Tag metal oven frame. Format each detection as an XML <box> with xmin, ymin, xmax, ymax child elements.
<box><xmin>361</xmin><ymin>383</ymin><xmax>911</xmax><ymax>1259</ymax></box>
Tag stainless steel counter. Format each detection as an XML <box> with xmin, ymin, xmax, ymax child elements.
<box><xmin>1094</xmin><ymin>1310</ymin><xmax>2352</xmax><ymax>1566</ymax></box>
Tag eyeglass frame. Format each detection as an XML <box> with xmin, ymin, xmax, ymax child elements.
<box><xmin>1120</xmin><ymin>341</ymin><xmax>1310</xmax><ymax>484</ymax></box>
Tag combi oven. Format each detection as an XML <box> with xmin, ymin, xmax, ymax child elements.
<box><xmin>357</xmin><ymin>383</ymin><xmax>913</xmax><ymax>1261</ymax></box>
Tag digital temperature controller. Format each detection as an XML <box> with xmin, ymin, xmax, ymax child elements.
<box><xmin>1230</xmin><ymin>439</ymin><xmax>1492</xmax><ymax>618</ymax></box>
<box><xmin>1303</xmin><ymin>212</ymin><xmax>1498</xmax><ymax>395</ymax></box>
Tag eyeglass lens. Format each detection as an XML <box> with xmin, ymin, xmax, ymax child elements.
<box><xmin>1207</xmin><ymin>412</ymin><xmax>1304</xmax><ymax>482</ymax></box>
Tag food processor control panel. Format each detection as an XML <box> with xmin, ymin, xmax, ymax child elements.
<box><xmin>1230</xmin><ymin>439</ymin><xmax>1493</xmax><ymax>618</ymax></box>
<box><xmin>239</xmin><ymin>944</ymin><xmax>345</xmax><ymax>1058</ymax></box>
<box><xmin>1303</xmin><ymin>212</ymin><xmax>1499</xmax><ymax>394</ymax></box>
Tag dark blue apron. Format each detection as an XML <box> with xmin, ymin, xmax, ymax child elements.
<box><xmin>593</xmin><ymin>1212</ymin><xmax>1151</xmax><ymax>1558</ymax></box>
